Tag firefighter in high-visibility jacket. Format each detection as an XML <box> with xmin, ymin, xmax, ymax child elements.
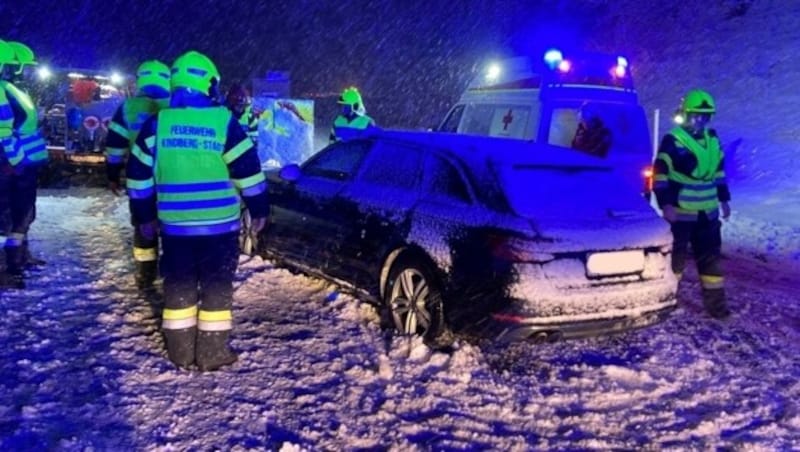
<box><xmin>653</xmin><ymin>89</ymin><xmax>731</xmax><ymax>319</ymax></box>
<box><xmin>329</xmin><ymin>86</ymin><xmax>375</xmax><ymax>143</ymax></box>
<box><xmin>126</xmin><ymin>50</ymin><xmax>268</xmax><ymax>371</ymax></box>
<box><xmin>0</xmin><ymin>40</ymin><xmax>48</xmax><ymax>288</ymax></box>
<box><xmin>105</xmin><ymin>59</ymin><xmax>170</xmax><ymax>289</ymax></box>
<box><xmin>225</xmin><ymin>83</ymin><xmax>258</xmax><ymax>143</ymax></box>
<box><xmin>0</xmin><ymin>39</ymin><xmax>16</xmax><ymax>286</ymax></box>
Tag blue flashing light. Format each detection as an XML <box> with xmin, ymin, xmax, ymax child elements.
<box><xmin>543</xmin><ymin>49</ymin><xmax>563</xmax><ymax>68</ymax></box>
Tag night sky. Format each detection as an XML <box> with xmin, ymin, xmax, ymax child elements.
<box><xmin>3</xmin><ymin>1</ymin><xmax>607</xmax><ymax>127</ymax></box>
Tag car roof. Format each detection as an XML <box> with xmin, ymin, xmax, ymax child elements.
<box><xmin>352</xmin><ymin>128</ymin><xmax>615</xmax><ymax>172</ymax></box>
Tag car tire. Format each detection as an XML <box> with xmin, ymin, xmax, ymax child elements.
<box><xmin>384</xmin><ymin>255</ymin><xmax>454</xmax><ymax>349</ymax></box>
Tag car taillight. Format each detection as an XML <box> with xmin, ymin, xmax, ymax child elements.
<box><xmin>642</xmin><ymin>165</ymin><xmax>654</xmax><ymax>194</ymax></box>
<box><xmin>487</xmin><ymin>233</ymin><xmax>554</xmax><ymax>263</ymax></box>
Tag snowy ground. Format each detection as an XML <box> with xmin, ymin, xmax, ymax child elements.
<box><xmin>0</xmin><ymin>189</ymin><xmax>798</xmax><ymax>450</ymax></box>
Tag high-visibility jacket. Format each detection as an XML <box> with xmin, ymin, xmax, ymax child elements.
<box><xmin>0</xmin><ymin>80</ymin><xmax>47</xmax><ymax>167</ymax></box>
<box><xmin>0</xmin><ymin>87</ymin><xmax>12</xmax><ymax>163</ymax></box>
<box><xmin>234</xmin><ymin>105</ymin><xmax>258</xmax><ymax>142</ymax></box>
<box><xmin>126</xmin><ymin>104</ymin><xmax>268</xmax><ymax>236</ymax></box>
<box><xmin>329</xmin><ymin>113</ymin><xmax>374</xmax><ymax>143</ymax></box>
<box><xmin>105</xmin><ymin>96</ymin><xmax>163</xmax><ymax>166</ymax></box>
<box><xmin>653</xmin><ymin>126</ymin><xmax>730</xmax><ymax>221</ymax></box>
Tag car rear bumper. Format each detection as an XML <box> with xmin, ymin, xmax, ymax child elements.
<box><xmin>475</xmin><ymin>298</ymin><xmax>677</xmax><ymax>343</ymax></box>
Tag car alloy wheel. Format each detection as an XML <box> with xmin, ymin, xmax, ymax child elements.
<box><xmin>385</xmin><ymin>256</ymin><xmax>454</xmax><ymax>348</ymax></box>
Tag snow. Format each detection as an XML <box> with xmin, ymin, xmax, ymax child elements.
<box><xmin>3</xmin><ymin>1</ymin><xmax>800</xmax><ymax>449</ymax></box>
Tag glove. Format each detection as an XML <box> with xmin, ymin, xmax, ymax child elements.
<box><xmin>661</xmin><ymin>204</ymin><xmax>678</xmax><ymax>223</ymax></box>
<box><xmin>720</xmin><ymin>201</ymin><xmax>731</xmax><ymax>220</ymax></box>
<box><xmin>138</xmin><ymin>221</ymin><xmax>159</xmax><ymax>241</ymax></box>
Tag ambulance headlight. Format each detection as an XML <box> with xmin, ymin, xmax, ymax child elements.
<box><xmin>612</xmin><ymin>64</ymin><xmax>626</xmax><ymax>78</ymax></box>
<box><xmin>557</xmin><ymin>59</ymin><xmax>571</xmax><ymax>73</ymax></box>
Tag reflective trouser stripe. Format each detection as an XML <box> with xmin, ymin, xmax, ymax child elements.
<box><xmin>700</xmin><ymin>274</ymin><xmax>724</xmax><ymax>290</ymax></box>
<box><xmin>6</xmin><ymin>232</ymin><xmax>24</xmax><ymax>247</ymax></box>
<box><xmin>133</xmin><ymin>246</ymin><xmax>157</xmax><ymax>262</ymax></box>
<box><xmin>162</xmin><ymin>305</ymin><xmax>198</xmax><ymax>330</ymax></box>
<box><xmin>198</xmin><ymin>309</ymin><xmax>232</xmax><ymax>332</ymax></box>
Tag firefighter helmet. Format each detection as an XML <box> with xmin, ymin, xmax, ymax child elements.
<box><xmin>682</xmin><ymin>89</ymin><xmax>716</xmax><ymax>114</ymax></box>
<box><xmin>0</xmin><ymin>40</ymin><xmax>15</xmax><ymax>67</ymax></box>
<box><xmin>8</xmin><ymin>42</ymin><xmax>36</xmax><ymax>67</ymax></box>
<box><xmin>170</xmin><ymin>50</ymin><xmax>220</xmax><ymax>95</ymax></box>
<box><xmin>337</xmin><ymin>87</ymin><xmax>365</xmax><ymax>115</ymax></box>
<box><xmin>136</xmin><ymin>60</ymin><xmax>170</xmax><ymax>97</ymax></box>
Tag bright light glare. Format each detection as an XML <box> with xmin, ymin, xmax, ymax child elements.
<box><xmin>557</xmin><ymin>60</ymin><xmax>571</xmax><ymax>73</ymax></box>
<box><xmin>486</xmin><ymin>63</ymin><xmax>501</xmax><ymax>81</ymax></box>
<box><xmin>617</xmin><ymin>56</ymin><xmax>629</xmax><ymax>67</ymax></box>
<box><xmin>110</xmin><ymin>72</ymin><xmax>124</xmax><ymax>85</ymax></box>
<box><xmin>674</xmin><ymin>114</ymin><xmax>685</xmax><ymax>124</ymax></box>
<box><xmin>37</xmin><ymin>66</ymin><xmax>52</xmax><ymax>81</ymax></box>
<box><xmin>613</xmin><ymin>65</ymin><xmax>627</xmax><ymax>77</ymax></box>
<box><xmin>543</xmin><ymin>49</ymin><xmax>563</xmax><ymax>67</ymax></box>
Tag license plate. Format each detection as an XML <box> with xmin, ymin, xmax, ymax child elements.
<box><xmin>586</xmin><ymin>250</ymin><xmax>645</xmax><ymax>277</ymax></box>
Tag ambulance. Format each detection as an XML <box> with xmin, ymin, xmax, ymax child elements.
<box><xmin>438</xmin><ymin>49</ymin><xmax>654</xmax><ymax>195</ymax></box>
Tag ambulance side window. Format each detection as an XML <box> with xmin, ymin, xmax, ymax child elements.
<box><xmin>439</xmin><ymin>105</ymin><xmax>465</xmax><ymax>133</ymax></box>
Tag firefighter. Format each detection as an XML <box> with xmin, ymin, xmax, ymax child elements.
<box><xmin>225</xmin><ymin>83</ymin><xmax>258</xmax><ymax>143</ymax></box>
<box><xmin>653</xmin><ymin>89</ymin><xmax>731</xmax><ymax>319</ymax></box>
<box><xmin>0</xmin><ymin>40</ymin><xmax>48</xmax><ymax>288</ymax></box>
<box><xmin>126</xmin><ymin>50</ymin><xmax>268</xmax><ymax>371</ymax></box>
<box><xmin>0</xmin><ymin>39</ymin><xmax>15</xmax><ymax>286</ymax></box>
<box><xmin>105</xmin><ymin>59</ymin><xmax>170</xmax><ymax>289</ymax></box>
<box><xmin>328</xmin><ymin>86</ymin><xmax>375</xmax><ymax>143</ymax></box>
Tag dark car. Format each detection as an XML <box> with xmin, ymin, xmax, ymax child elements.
<box><xmin>257</xmin><ymin>129</ymin><xmax>677</xmax><ymax>347</ymax></box>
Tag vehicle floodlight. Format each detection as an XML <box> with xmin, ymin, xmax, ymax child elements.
<box><xmin>37</xmin><ymin>65</ymin><xmax>52</xmax><ymax>81</ymax></box>
<box><xmin>486</xmin><ymin>63</ymin><xmax>501</xmax><ymax>81</ymax></box>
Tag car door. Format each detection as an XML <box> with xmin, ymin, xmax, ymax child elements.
<box><xmin>330</xmin><ymin>141</ymin><xmax>425</xmax><ymax>287</ymax></box>
<box><xmin>263</xmin><ymin>140</ymin><xmax>371</xmax><ymax>266</ymax></box>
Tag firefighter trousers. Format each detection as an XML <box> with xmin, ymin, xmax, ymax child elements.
<box><xmin>670</xmin><ymin>212</ymin><xmax>729</xmax><ymax>318</ymax></box>
<box><xmin>160</xmin><ymin>232</ymin><xmax>240</xmax><ymax>368</ymax></box>
<box><xmin>131</xmin><ymin>218</ymin><xmax>159</xmax><ymax>288</ymax></box>
<box><xmin>2</xmin><ymin>165</ymin><xmax>38</xmax><ymax>275</ymax></box>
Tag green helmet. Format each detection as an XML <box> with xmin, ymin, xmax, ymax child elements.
<box><xmin>337</xmin><ymin>87</ymin><xmax>363</xmax><ymax>106</ymax></box>
<box><xmin>0</xmin><ymin>39</ymin><xmax>15</xmax><ymax>67</ymax></box>
<box><xmin>681</xmin><ymin>89</ymin><xmax>716</xmax><ymax>114</ymax></box>
<box><xmin>136</xmin><ymin>59</ymin><xmax>170</xmax><ymax>96</ymax></box>
<box><xmin>170</xmin><ymin>50</ymin><xmax>220</xmax><ymax>94</ymax></box>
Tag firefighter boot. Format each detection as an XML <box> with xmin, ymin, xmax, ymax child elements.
<box><xmin>196</xmin><ymin>330</ymin><xmax>238</xmax><ymax>372</ymax></box>
<box><xmin>163</xmin><ymin>327</ymin><xmax>196</xmax><ymax>369</ymax></box>
<box><xmin>135</xmin><ymin>260</ymin><xmax>158</xmax><ymax>290</ymax></box>
<box><xmin>702</xmin><ymin>288</ymin><xmax>730</xmax><ymax>319</ymax></box>
<box><xmin>3</xmin><ymin>247</ymin><xmax>25</xmax><ymax>288</ymax></box>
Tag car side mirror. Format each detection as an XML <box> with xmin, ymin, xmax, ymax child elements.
<box><xmin>279</xmin><ymin>164</ymin><xmax>301</xmax><ymax>182</ymax></box>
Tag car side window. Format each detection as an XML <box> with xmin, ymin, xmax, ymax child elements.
<box><xmin>302</xmin><ymin>141</ymin><xmax>370</xmax><ymax>181</ymax></box>
<box><xmin>358</xmin><ymin>142</ymin><xmax>422</xmax><ymax>189</ymax></box>
<box><xmin>439</xmin><ymin>104</ymin><xmax>465</xmax><ymax>133</ymax></box>
<box><xmin>426</xmin><ymin>155</ymin><xmax>472</xmax><ymax>204</ymax></box>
